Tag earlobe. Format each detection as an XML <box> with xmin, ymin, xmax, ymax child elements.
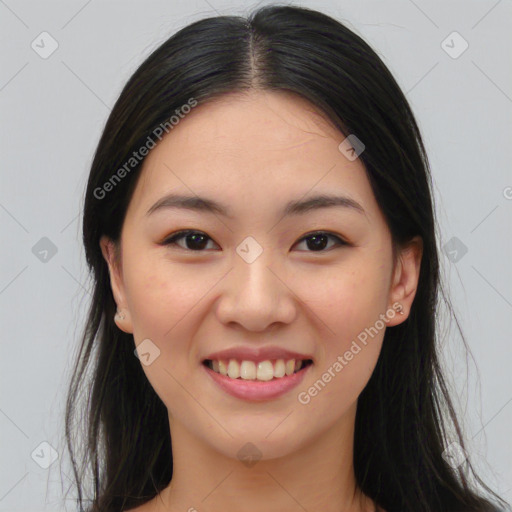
<box><xmin>113</xmin><ymin>307</ymin><xmax>133</xmax><ymax>333</ymax></box>
<box><xmin>386</xmin><ymin>236</ymin><xmax>423</xmax><ymax>327</ymax></box>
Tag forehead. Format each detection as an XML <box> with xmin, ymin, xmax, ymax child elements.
<box><xmin>174</xmin><ymin>90</ymin><xmax>342</xmax><ymax>148</ymax></box>
<box><xmin>126</xmin><ymin>90</ymin><xmax>377</xmax><ymax>222</ymax></box>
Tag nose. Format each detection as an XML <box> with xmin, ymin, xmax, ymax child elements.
<box><xmin>215</xmin><ymin>248</ymin><xmax>297</xmax><ymax>333</ymax></box>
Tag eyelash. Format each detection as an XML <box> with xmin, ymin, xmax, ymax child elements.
<box><xmin>161</xmin><ymin>229</ymin><xmax>348</xmax><ymax>252</ymax></box>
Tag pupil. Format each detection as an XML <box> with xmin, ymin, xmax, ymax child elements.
<box><xmin>307</xmin><ymin>234</ymin><xmax>327</xmax><ymax>251</ymax></box>
<box><xmin>187</xmin><ymin>233</ymin><xmax>207</xmax><ymax>250</ymax></box>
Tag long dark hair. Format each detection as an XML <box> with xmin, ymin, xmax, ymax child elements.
<box><xmin>64</xmin><ymin>5</ymin><xmax>509</xmax><ymax>512</ymax></box>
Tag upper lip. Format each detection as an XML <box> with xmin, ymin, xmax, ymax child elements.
<box><xmin>203</xmin><ymin>346</ymin><xmax>313</xmax><ymax>363</ymax></box>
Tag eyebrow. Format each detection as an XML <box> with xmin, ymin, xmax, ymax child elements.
<box><xmin>145</xmin><ymin>193</ymin><xmax>366</xmax><ymax>218</ymax></box>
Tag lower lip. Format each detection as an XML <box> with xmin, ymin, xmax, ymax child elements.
<box><xmin>203</xmin><ymin>363</ymin><xmax>312</xmax><ymax>401</ymax></box>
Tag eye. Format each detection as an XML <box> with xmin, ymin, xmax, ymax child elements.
<box><xmin>293</xmin><ymin>231</ymin><xmax>348</xmax><ymax>252</ymax></box>
<box><xmin>161</xmin><ymin>230</ymin><xmax>219</xmax><ymax>251</ymax></box>
<box><xmin>161</xmin><ymin>229</ymin><xmax>348</xmax><ymax>252</ymax></box>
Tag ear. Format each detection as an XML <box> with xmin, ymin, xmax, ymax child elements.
<box><xmin>386</xmin><ymin>235</ymin><xmax>423</xmax><ymax>327</ymax></box>
<box><xmin>100</xmin><ymin>235</ymin><xmax>133</xmax><ymax>333</ymax></box>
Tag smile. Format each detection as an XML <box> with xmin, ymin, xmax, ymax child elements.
<box><xmin>202</xmin><ymin>358</ymin><xmax>313</xmax><ymax>401</ymax></box>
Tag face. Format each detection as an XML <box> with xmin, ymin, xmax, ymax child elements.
<box><xmin>101</xmin><ymin>90</ymin><xmax>422</xmax><ymax>461</ymax></box>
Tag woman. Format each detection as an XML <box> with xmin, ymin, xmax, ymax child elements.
<box><xmin>65</xmin><ymin>5</ymin><xmax>509</xmax><ymax>512</ymax></box>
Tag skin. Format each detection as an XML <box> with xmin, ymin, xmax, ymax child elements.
<box><xmin>101</xmin><ymin>89</ymin><xmax>422</xmax><ymax>512</ymax></box>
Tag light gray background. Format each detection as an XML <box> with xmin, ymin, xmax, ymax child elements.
<box><xmin>1</xmin><ymin>0</ymin><xmax>511</xmax><ymax>510</ymax></box>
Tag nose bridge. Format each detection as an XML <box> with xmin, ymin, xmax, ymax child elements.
<box><xmin>216</xmin><ymin>241</ymin><xmax>295</xmax><ymax>331</ymax></box>
<box><xmin>235</xmin><ymin>243</ymin><xmax>279</xmax><ymax>308</ymax></box>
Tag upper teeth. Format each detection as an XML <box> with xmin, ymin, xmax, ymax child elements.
<box><xmin>208</xmin><ymin>359</ymin><xmax>305</xmax><ymax>381</ymax></box>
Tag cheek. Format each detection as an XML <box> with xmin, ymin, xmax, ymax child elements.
<box><xmin>123</xmin><ymin>257</ymin><xmax>206</xmax><ymax>340</ymax></box>
<box><xmin>294</xmin><ymin>257</ymin><xmax>390</xmax><ymax>341</ymax></box>
<box><xmin>293</xmin><ymin>257</ymin><xmax>390</xmax><ymax>398</ymax></box>
<box><xmin>122</xmin><ymin>258</ymin><xmax>207</xmax><ymax>409</ymax></box>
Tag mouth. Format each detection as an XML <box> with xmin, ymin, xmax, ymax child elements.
<box><xmin>202</xmin><ymin>358</ymin><xmax>314</xmax><ymax>381</ymax></box>
<box><xmin>202</xmin><ymin>357</ymin><xmax>314</xmax><ymax>401</ymax></box>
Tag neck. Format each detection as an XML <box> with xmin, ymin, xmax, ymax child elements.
<box><xmin>154</xmin><ymin>403</ymin><xmax>375</xmax><ymax>512</ymax></box>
